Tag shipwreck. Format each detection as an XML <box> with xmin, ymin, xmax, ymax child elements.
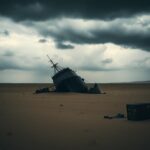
<box><xmin>35</xmin><ymin>55</ymin><xmax>102</xmax><ymax>94</ymax></box>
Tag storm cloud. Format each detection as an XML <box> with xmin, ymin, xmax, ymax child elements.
<box><xmin>38</xmin><ymin>38</ymin><xmax>47</xmax><ymax>43</ymax></box>
<box><xmin>56</xmin><ymin>42</ymin><xmax>74</xmax><ymax>49</ymax></box>
<box><xmin>1</xmin><ymin>0</ymin><xmax>150</xmax><ymax>51</ymax></box>
<box><xmin>0</xmin><ymin>29</ymin><xmax>9</xmax><ymax>36</ymax></box>
<box><xmin>33</xmin><ymin>16</ymin><xmax>150</xmax><ymax>51</ymax></box>
<box><xmin>0</xmin><ymin>58</ymin><xmax>26</xmax><ymax>71</ymax></box>
<box><xmin>3</xmin><ymin>50</ymin><xmax>14</xmax><ymax>57</ymax></box>
<box><xmin>0</xmin><ymin>0</ymin><xmax>150</xmax><ymax>21</ymax></box>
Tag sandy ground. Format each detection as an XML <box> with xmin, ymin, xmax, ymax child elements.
<box><xmin>0</xmin><ymin>83</ymin><xmax>150</xmax><ymax>150</ymax></box>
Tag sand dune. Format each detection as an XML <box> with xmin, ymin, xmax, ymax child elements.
<box><xmin>0</xmin><ymin>83</ymin><xmax>150</xmax><ymax>150</ymax></box>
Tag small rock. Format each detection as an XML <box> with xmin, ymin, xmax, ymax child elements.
<box><xmin>60</xmin><ymin>104</ymin><xmax>64</xmax><ymax>107</ymax></box>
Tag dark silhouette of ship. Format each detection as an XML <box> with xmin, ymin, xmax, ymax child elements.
<box><xmin>47</xmin><ymin>55</ymin><xmax>101</xmax><ymax>94</ymax></box>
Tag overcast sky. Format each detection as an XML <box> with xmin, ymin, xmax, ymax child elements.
<box><xmin>0</xmin><ymin>0</ymin><xmax>150</xmax><ymax>83</ymax></box>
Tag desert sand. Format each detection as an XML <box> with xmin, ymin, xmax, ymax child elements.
<box><xmin>0</xmin><ymin>83</ymin><xmax>150</xmax><ymax>150</ymax></box>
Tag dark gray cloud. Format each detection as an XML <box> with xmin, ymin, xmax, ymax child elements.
<box><xmin>37</xmin><ymin>18</ymin><xmax>150</xmax><ymax>51</ymax></box>
<box><xmin>3</xmin><ymin>50</ymin><xmax>14</xmax><ymax>57</ymax></box>
<box><xmin>0</xmin><ymin>57</ymin><xmax>50</xmax><ymax>74</ymax></box>
<box><xmin>0</xmin><ymin>0</ymin><xmax>150</xmax><ymax>21</ymax></box>
<box><xmin>1</xmin><ymin>0</ymin><xmax>150</xmax><ymax>51</ymax></box>
<box><xmin>38</xmin><ymin>38</ymin><xmax>47</xmax><ymax>43</ymax></box>
<box><xmin>0</xmin><ymin>59</ymin><xmax>24</xmax><ymax>70</ymax></box>
<box><xmin>0</xmin><ymin>29</ymin><xmax>10</xmax><ymax>36</ymax></box>
<box><xmin>3</xmin><ymin>30</ymin><xmax>9</xmax><ymax>36</ymax></box>
<box><xmin>56</xmin><ymin>42</ymin><xmax>74</xmax><ymax>49</ymax></box>
<box><xmin>102</xmin><ymin>58</ymin><xmax>113</xmax><ymax>64</ymax></box>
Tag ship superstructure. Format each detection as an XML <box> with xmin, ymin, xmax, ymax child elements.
<box><xmin>47</xmin><ymin>55</ymin><xmax>88</xmax><ymax>92</ymax></box>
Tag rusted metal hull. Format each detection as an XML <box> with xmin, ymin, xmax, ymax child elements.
<box><xmin>52</xmin><ymin>68</ymin><xmax>88</xmax><ymax>93</ymax></box>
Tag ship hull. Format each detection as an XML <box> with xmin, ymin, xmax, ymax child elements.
<box><xmin>56</xmin><ymin>76</ymin><xmax>88</xmax><ymax>92</ymax></box>
<box><xmin>52</xmin><ymin>68</ymin><xmax>88</xmax><ymax>93</ymax></box>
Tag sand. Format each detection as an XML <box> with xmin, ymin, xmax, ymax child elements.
<box><xmin>0</xmin><ymin>83</ymin><xmax>150</xmax><ymax>150</ymax></box>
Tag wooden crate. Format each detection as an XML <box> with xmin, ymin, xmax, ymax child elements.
<box><xmin>126</xmin><ymin>103</ymin><xmax>150</xmax><ymax>121</ymax></box>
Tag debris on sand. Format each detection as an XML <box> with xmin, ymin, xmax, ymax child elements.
<box><xmin>89</xmin><ymin>83</ymin><xmax>101</xmax><ymax>94</ymax></box>
<box><xmin>104</xmin><ymin>103</ymin><xmax>150</xmax><ymax>121</ymax></box>
<box><xmin>104</xmin><ymin>116</ymin><xmax>113</xmax><ymax>119</ymax></box>
<box><xmin>104</xmin><ymin>113</ymin><xmax>125</xmax><ymax>119</ymax></box>
<box><xmin>35</xmin><ymin>87</ymin><xmax>50</xmax><ymax>94</ymax></box>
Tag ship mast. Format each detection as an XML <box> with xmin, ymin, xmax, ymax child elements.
<box><xmin>47</xmin><ymin>55</ymin><xmax>62</xmax><ymax>74</ymax></box>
